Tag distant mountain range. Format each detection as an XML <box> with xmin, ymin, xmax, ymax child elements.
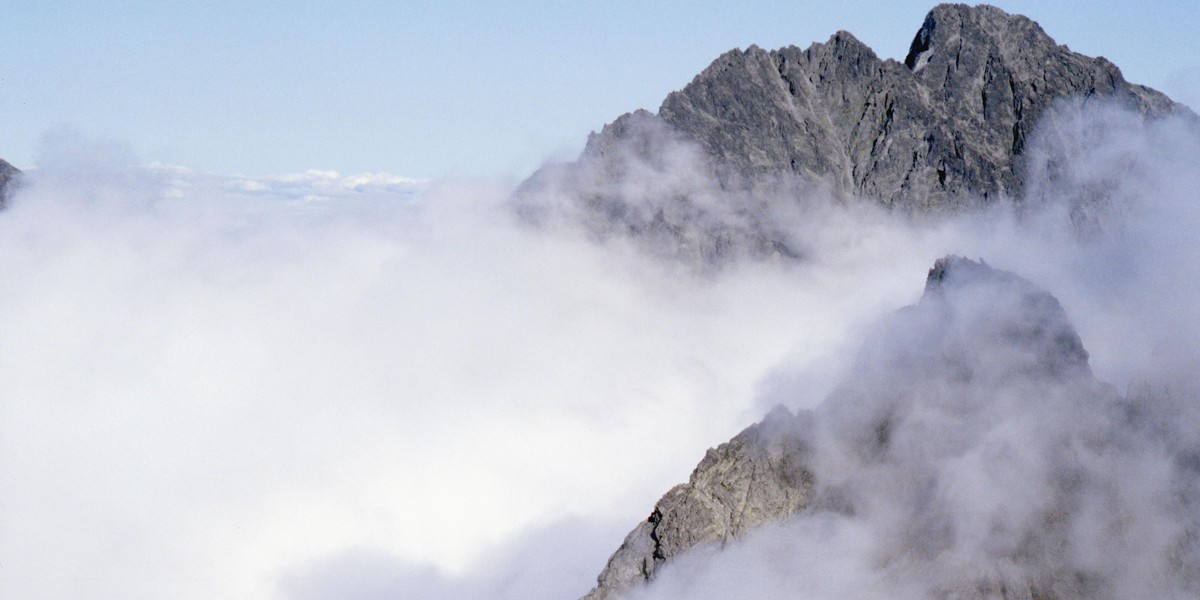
<box><xmin>515</xmin><ymin>3</ymin><xmax>1189</xmax><ymax>265</ymax></box>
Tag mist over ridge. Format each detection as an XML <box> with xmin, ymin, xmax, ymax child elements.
<box><xmin>514</xmin><ymin>3</ymin><xmax>1194</xmax><ymax>268</ymax></box>
<box><xmin>504</xmin><ymin>3</ymin><xmax>1200</xmax><ymax>600</ymax></box>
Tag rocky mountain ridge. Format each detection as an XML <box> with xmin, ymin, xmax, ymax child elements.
<box><xmin>581</xmin><ymin>405</ymin><xmax>813</xmax><ymax>600</ymax></box>
<box><xmin>581</xmin><ymin>255</ymin><xmax>1200</xmax><ymax>599</ymax></box>
<box><xmin>567</xmin><ymin>6</ymin><xmax>1200</xmax><ymax>595</ymax></box>
<box><xmin>515</xmin><ymin>4</ymin><xmax>1186</xmax><ymax>264</ymax></box>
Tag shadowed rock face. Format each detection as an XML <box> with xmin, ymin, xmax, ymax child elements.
<box><xmin>0</xmin><ymin>158</ymin><xmax>20</xmax><ymax>208</ymax></box>
<box><xmin>580</xmin><ymin>257</ymin><xmax>1200</xmax><ymax>599</ymax></box>
<box><xmin>515</xmin><ymin>4</ymin><xmax>1183</xmax><ymax>264</ymax></box>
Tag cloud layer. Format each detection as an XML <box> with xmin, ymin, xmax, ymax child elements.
<box><xmin>0</xmin><ymin>132</ymin><xmax>926</xmax><ymax>600</ymax></box>
<box><xmin>2</xmin><ymin>99</ymin><xmax>1199</xmax><ymax>600</ymax></box>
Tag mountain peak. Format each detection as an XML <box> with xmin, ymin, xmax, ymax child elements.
<box><xmin>906</xmin><ymin>2</ymin><xmax>1048</xmax><ymax>71</ymax></box>
<box><xmin>512</xmin><ymin>4</ymin><xmax>1182</xmax><ymax>267</ymax></box>
<box><xmin>579</xmin><ymin>255</ymin><xmax>1112</xmax><ymax>599</ymax></box>
<box><xmin>921</xmin><ymin>255</ymin><xmax>1091</xmax><ymax>380</ymax></box>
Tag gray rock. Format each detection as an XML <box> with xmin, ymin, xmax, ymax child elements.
<box><xmin>515</xmin><ymin>4</ymin><xmax>1185</xmax><ymax>264</ymax></box>
<box><xmin>0</xmin><ymin>158</ymin><xmax>20</xmax><ymax>208</ymax></box>
<box><xmin>581</xmin><ymin>257</ymin><xmax>1200</xmax><ymax>599</ymax></box>
<box><xmin>580</xmin><ymin>406</ymin><xmax>813</xmax><ymax>600</ymax></box>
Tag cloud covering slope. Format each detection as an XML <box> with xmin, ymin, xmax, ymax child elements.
<box><xmin>1</xmin><ymin>100</ymin><xmax>1199</xmax><ymax>600</ymax></box>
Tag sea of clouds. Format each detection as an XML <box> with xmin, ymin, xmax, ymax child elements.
<box><xmin>1</xmin><ymin>101</ymin><xmax>1199</xmax><ymax>600</ymax></box>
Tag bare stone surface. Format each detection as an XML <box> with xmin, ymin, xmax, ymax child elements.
<box><xmin>515</xmin><ymin>4</ymin><xmax>1186</xmax><ymax>264</ymax></box>
<box><xmin>580</xmin><ymin>406</ymin><xmax>813</xmax><ymax>600</ymax></box>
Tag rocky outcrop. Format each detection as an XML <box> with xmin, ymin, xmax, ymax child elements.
<box><xmin>580</xmin><ymin>406</ymin><xmax>813</xmax><ymax>600</ymax></box>
<box><xmin>515</xmin><ymin>4</ymin><xmax>1185</xmax><ymax>263</ymax></box>
<box><xmin>580</xmin><ymin>256</ymin><xmax>1200</xmax><ymax>599</ymax></box>
<box><xmin>0</xmin><ymin>158</ymin><xmax>20</xmax><ymax>208</ymax></box>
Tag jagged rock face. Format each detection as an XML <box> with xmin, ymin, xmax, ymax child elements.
<box><xmin>515</xmin><ymin>4</ymin><xmax>1182</xmax><ymax>264</ymax></box>
<box><xmin>623</xmin><ymin>3</ymin><xmax>1177</xmax><ymax>203</ymax></box>
<box><xmin>899</xmin><ymin>5</ymin><xmax>1174</xmax><ymax>206</ymax></box>
<box><xmin>580</xmin><ymin>406</ymin><xmax>813</xmax><ymax>600</ymax></box>
<box><xmin>581</xmin><ymin>257</ymin><xmax>1200</xmax><ymax>599</ymax></box>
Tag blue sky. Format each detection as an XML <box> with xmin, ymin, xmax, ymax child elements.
<box><xmin>4</xmin><ymin>1</ymin><xmax>1198</xmax><ymax>180</ymax></box>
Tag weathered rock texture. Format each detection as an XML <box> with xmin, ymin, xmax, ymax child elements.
<box><xmin>580</xmin><ymin>406</ymin><xmax>813</xmax><ymax>600</ymax></box>
<box><xmin>515</xmin><ymin>4</ymin><xmax>1184</xmax><ymax>263</ymax></box>
<box><xmin>582</xmin><ymin>256</ymin><xmax>1200</xmax><ymax>599</ymax></box>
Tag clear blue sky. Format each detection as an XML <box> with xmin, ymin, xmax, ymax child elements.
<box><xmin>3</xmin><ymin>1</ymin><xmax>1198</xmax><ymax>180</ymax></box>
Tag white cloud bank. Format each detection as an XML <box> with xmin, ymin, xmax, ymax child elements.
<box><xmin>2</xmin><ymin>101</ymin><xmax>1199</xmax><ymax>600</ymax></box>
<box><xmin>0</xmin><ymin>131</ymin><xmax>926</xmax><ymax>600</ymax></box>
